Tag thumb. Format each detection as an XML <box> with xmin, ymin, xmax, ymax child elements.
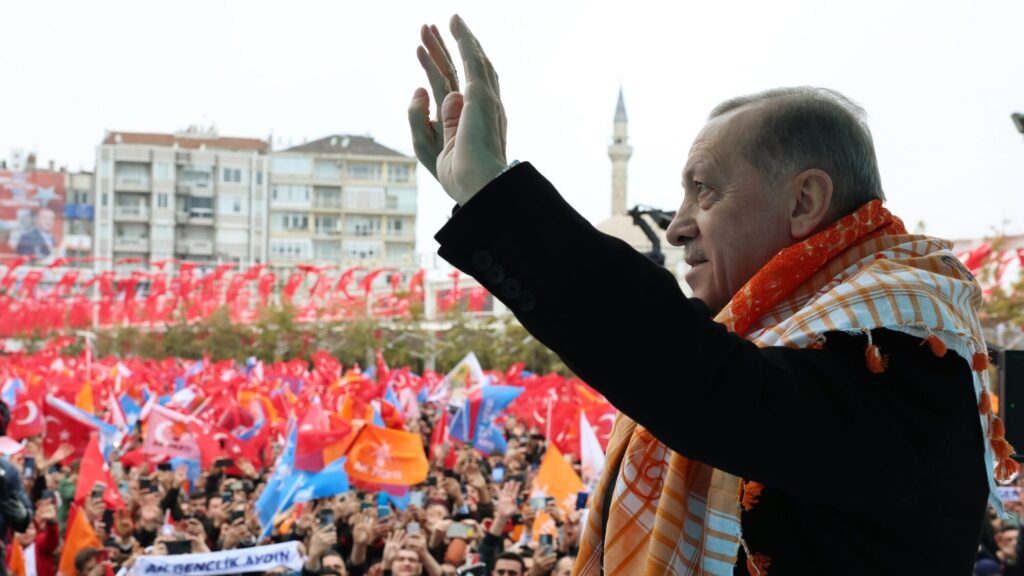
<box><xmin>440</xmin><ymin>91</ymin><xmax>464</xmax><ymax>148</ymax></box>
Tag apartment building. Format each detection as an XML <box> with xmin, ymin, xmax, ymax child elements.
<box><xmin>94</xmin><ymin>128</ymin><xmax>269</xmax><ymax>271</ymax></box>
<box><xmin>268</xmin><ymin>135</ymin><xmax>417</xmax><ymax>269</ymax></box>
<box><xmin>64</xmin><ymin>171</ymin><xmax>95</xmax><ymax>264</ymax></box>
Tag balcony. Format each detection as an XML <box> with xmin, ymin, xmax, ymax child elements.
<box><xmin>385</xmin><ymin>230</ymin><xmax>415</xmax><ymax>241</ymax></box>
<box><xmin>312</xmin><ymin>198</ymin><xmax>343</xmax><ymax>210</ymax></box>
<box><xmin>314</xmin><ymin>226</ymin><xmax>343</xmax><ymax>238</ymax></box>
<box><xmin>176</xmin><ymin>209</ymin><xmax>215</xmax><ymax>226</ymax></box>
<box><xmin>114</xmin><ymin>205</ymin><xmax>149</xmax><ymax>222</ymax></box>
<box><xmin>113</xmin><ymin>236</ymin><xmax>149</xmax><ymax>252</ymax></box>
<box><xmin>114</xmin><ymin>176</ymin><xmax>151</xmax><ymax>193</ymax></box>
<box><xmin>175</xmin><ymin>238</ymin><xmax>215</xmax><ymax>256</ymax></box>
<box><xmin>177</xmin><ymin>182</ymin><xmax>214</xmax><ymax>197</ymax></box>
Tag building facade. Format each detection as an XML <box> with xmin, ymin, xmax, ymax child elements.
<box><xmin>94</xmin><ymin>129</ymin><xmax>270</xmax><ymax>271</ymax></box>
<box><xmin>267</xmin><ymin>135</ymin><xmax>417</xmax><ymax>270</ymax></box>
<box><xmin>64</xmin><ymin>170</ymin><xmax>95</xmax><ymax>264</ymax></box>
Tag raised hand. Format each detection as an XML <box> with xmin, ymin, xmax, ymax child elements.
<box><xmin>496</xmin><ymin>480</ymin><xmax>521</xmax><ymax>520</ymax></box>
<box><xmin>409</xmin><ymin>15</ymin><xmax>508</xmax><ymax>205</ymax></box>
<box><xmin>381</xmin><ymin>528</ymin><xmax>406</xmax><ymax>569</ymax></box>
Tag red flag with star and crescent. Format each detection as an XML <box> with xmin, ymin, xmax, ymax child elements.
<box><xmin>7</xmin><ymin>387</ymin><xmax>44</xmax><ymax>440</ymax></box>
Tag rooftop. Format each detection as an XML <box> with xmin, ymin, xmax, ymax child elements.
<box><xmin>283</xmin><ymin>135</ymin><xmax>411</xmax><ymax>159</ymax></box>
<box><xmin>103</xmin><ymin>131</ymin><xmax>269</xmax><ymax>153</ymax></box>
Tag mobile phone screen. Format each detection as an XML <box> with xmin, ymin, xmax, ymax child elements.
<box><xmin>410</xmin><ymin>491</ymin><xmax>425</xmax><ymax>508</ymax></box>
<box><xmin>576</xmin><ymin>492</ymin><xmax>589</xmax><ymax>510</ymax></box>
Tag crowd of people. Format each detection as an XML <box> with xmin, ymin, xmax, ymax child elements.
<box><xmin>0</xmin><ymin>396</ymin><xmax>588</xmax><ymax>576</ymax></box>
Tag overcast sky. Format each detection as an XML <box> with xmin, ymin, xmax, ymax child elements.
<box><xmin>3</xmin><ymin>0</ymin><xmax>1022</xmax><ymax>260</ymax></box>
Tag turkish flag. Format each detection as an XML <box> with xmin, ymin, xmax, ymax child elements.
<box><xmin>295</xmin><ymin>403</ymin><xmax>354</xmax><ymax>472</ymax></box>
<box><xmin>42</xmin><ymin>400</ymin><xmax>91</xmax><ymax>461</ymax></box>
<box><xmin>7</xmin><ymin>390</ymin><xmax>44</xmax><ymax>440</ymax></box>
<box><xmin>73</xmin><ymin>434</ymin><xmax>125</xmax><ymax>510</ymax></box>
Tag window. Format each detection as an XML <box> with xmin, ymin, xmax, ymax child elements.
<box><xmin>388</xmin><ymin>164</ymin><xmax>411</xmax><ymax>183</ymax></box>
<box><xmin>218</xmin><ymin>194</ymin><xmax>247</xmax><ymax>214</ymax></box>
<box><xmin>156</xmin><ymin>193</ymin><xmax>169</xmax><ymax>208</ymax></box>
<box><xmin>255</xmin><ymin>171</ymin><xmax>263</xmax><ymax>186</ymax></box>
<box><xmin>345</xmin><ymin>216</ymin><xmax>381</xmax><ymax>237</ymax></box>
<box><xmin>314</xmin><ymin>241</ymin><xmax>342</xmax><ymax>261</ymax></box>
<box><xmin>387</xmin><ymin>218</ymin><xmax>409</xmax><ymax>236</ymax></box>
<box><xmin>154</xmin><ymin>163</ymin><xmax>172</xmax><ymax>180</ymax></box>
<box><xmin>221</xmin><ymin>167</ymin><xmax>244</xmax><ymax>183</ymax></box>
<box><xmin>314</xmin><ymin>186</ymin><xmax>342</xmax><ymax>209</ymax></box>
<box><xmin>270</xmin><ymin>185</ymin><xmax>311</xmax><ymax>206</ymax></box>
<box><xmin>347</xmin><ymin>162</ymin><xmax>382</xmax><ymax>180</ymax></box>
<box><xmin>101</xmin><ymin>193</ymin><xmax>109</xmax><ymax>207</ymax></box>
<box><xmin>344</xmin><ymin>240</ymin><xmax>381</xmax><ymax>260</ymax></box>
<box><xmin>344</xmin><ymin>186</ymin><xmax>385</xmax><ymax>210</ymax></box>
<box><xmin>115</xmin><ymin>162</ymin><xmax>150</xmax><ymax>187</ymax></box>
<box><xmin>315</xmin><ymin>216</ymin><xmax>340</xmax><ymax>235</ymax></box>
<box><xmin>271</xmin><ymin>212</ymin><xmax>309</xmax><ymax>232</ymax></box>
<box><xmin>180</xmin><ymin>167</ymin><xmax>213</xmax><ymax>188</ymax></box>
<box><xmin>314</xmin><ymin>160</ymin><xmax>342</xmax><ymax>181</ymax></box>
<box><xmin>152</xmin><ymin>224</ymin><xmax>173</xmax><ymax>241</ymax></box>
<box><xmin>183</xmin><ymin>196</ymin><xmax>214</xmax><ymax>218</ymax></box>
<box><xmin>271</xmin><ymin>156</ymin><xmax>312</xmax><ymax>175</ymax></box>
<box><xmin>385</xmin><ymin>188</ymin><xmax>416</xmax><ymax>211</ymax></box>
<box><xmin>387</xmin><ymin>243</ymin><xmax>413</xmax><ymax>263</ymax></box>
<box><xmin>270</xmin><ymin>239</ymin><xmax>312</xmax><ymax>260</ymax></box>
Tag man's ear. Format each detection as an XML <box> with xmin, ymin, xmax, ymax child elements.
<box><xmin>789</xmin><ymin>168</ymin><xmax>833</xmax><ymax>239</ymax></box>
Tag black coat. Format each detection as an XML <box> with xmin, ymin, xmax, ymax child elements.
<box><xmin>434</xmin><ymin>163</ymin><xmax>989</xmax><ymax>575</ymax></box>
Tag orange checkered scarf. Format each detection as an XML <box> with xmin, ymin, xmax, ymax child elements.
<box><xmin>574</xmin><ymin>200</ymin><xmax>1013</xmax><ymax>576</ymax></box>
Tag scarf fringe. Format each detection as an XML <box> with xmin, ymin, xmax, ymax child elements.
<box><xmin>746</xmin><ymin>552</ymin><xmax>772</xmax><ymax>576</ymax></box>
<box><xmin>740</xmin><ymin>480</ymin><xmax>764</xmax><ymax>512</ymax></box>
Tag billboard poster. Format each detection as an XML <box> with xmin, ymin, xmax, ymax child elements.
<box><xmin>0</xmin><ymin>171</ymin><xmax>65</xmax><ymax>261</ymax></box>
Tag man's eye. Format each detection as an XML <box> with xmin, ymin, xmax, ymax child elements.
<box><xmin>694</xmin><ymin>181</ymin><xmax>709</xmax><ymax>194</ymax></box>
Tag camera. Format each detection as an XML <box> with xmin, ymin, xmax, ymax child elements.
<box><xmin>1013</xmin><ymin>112</ymin><xmax>1024</xmax><ymax>135</ymax></box>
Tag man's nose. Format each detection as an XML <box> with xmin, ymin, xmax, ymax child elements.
<box><xmin>666</xmin><ymin>202</ymin><xmax>697</xmax><ymax>247</ymax></box>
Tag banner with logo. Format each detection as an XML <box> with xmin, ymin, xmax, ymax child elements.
<box><xmin>132</xmin><ymin>541</ymin><xmax>302</xmax><ymax>576</ymax></box>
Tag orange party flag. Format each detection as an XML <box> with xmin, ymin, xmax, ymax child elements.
<box><xmin>59</xmin><ymin>508</ymin><xmax>102</xmax><ymax>576</ymax></box>
<box><xmin>345</xmin><ymin>424</ymin><xmax>428</xmax><ymax>486</ymax></box>
<box><xmin>7</xmin><ymin>539</ymin><xmax>25</xmax><ymax>576</ymax></box>
<box><xmin>74</xmin><ymin>383</ymin><xmax>95</xmax><ymax>414</ymax></box>
<box><xmin>532</xmin><ymin>443</ymin><xmax>584</xmax><ymax>511</ymax></box>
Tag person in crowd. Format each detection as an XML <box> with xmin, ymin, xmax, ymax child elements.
<box><xmin>0</xmin><ymin>399</ymin><xmax>33</xmax><ymax>571</ymax></box>
<box><xmin>13</xmin><ymin>497</ymin><xmax>59</xmax><ymax>576</ymax></box>
<box><xmin>72</xmin><ymin>548</ymin><xmax>106</xmax><ymax>576</ymax></box>
<box><xmin>408</xmin><ymin>14</ymin><xmax>1002</xmax><ymax>575</ymax></box>
<box><xmin>492</xmin><ymin>551</ymin><xmax>526</xmax><ymax>576</ymax></box>
<box><xmin>552</xmin><ymin>556</ymin><xmax>574</xmax><ymax>576</ymax></box>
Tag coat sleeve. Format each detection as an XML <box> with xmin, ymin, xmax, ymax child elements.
<box><xmin>435</xmin><ymin>162</ymin><xmax>978</xmax><ymax>514</ymax></box>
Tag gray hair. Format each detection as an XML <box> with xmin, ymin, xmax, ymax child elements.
<box><xmin>709</xmin><ymin>87</ymin><xmax>885</xmax><ymax>217</ymax></box>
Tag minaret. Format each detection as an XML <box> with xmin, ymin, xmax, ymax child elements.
<box><xmin>608</xmin><ymin>87</ymin><xmax>633</xmax><ymax>216</ymax></box>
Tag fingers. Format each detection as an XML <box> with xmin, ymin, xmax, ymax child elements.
<box><xmin>448</xmin><ymin>15</ymin><xmax>499</xmax><ymax>96</ymax></box>
<box><xmin>440</xmin><ymin>92</ymin><xmax>465</xmax><ymax>149</ymax></box>
<box><xmin>420</xmin><ymin>27</ymin><xmax>459</xmax><ymax>116</ymax></box>
<box><xmin>430</xmin><ymin>24</ymin><xmax>458</xmax><ymax>89</ymax></box>
<box><xmin>417</xmin><ymin>46</ymin><xmax>452</xmax><ymax>123</ymax></box>
<box><xmin>408</xmin><ymin>88</ymin><xmax>440</xmax><ymax>178</ymax></box>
